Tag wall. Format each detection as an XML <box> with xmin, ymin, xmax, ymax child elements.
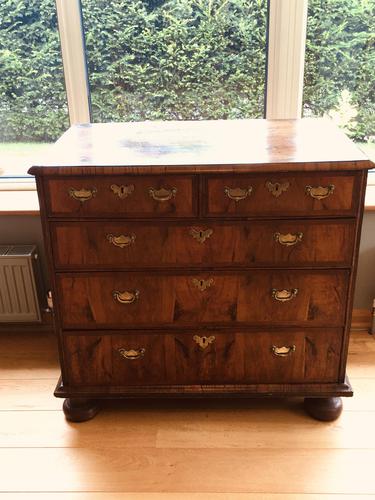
<box><xmin>0</xmin><ymin>212</ymin><xmax>374</xmax><ymax>309</ymax></box>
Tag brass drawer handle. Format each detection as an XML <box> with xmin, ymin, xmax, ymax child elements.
<box><xmin>149</xmin><ymin>187</ymin><xmax>177</xmax><ymax>202</ymax></box>
<box><xmin>305</xmin><ymin>184</ymin><xmax>335</xmax><ymax>200</ymax></box>
<box><xmin>274</xmin><ymin>232</ymin><xmax>303</xmax><ymax>246</ymax></box>
<box><xmin>224</xmin><ymin>186</ymin><xmax>253</xmax><ymax>202</ymax></box>
<box><xmin>107</xmin><ymin>233</ymin><xmax>136</xmax><ymax>248</ymax></box>
<box><xmin>111</xmin><ymin>184</ymin><xmax>134</xmax><ymax>199</ymax></box>
<box><xmin>266</xmin><ymin>181</ymin><xmax>289</xmax><ymax>198</ymax></box>
<box><xmin>193</xmin><ymin>335</ymin><xmax>216</xmax><ymax>350</ymax></box>
<box><xmin>272</xmin><ymin>345</ymin><xmax>296</xmax><ymax>357</ymax></box>
<box><xmin>113</xmin><ymin>290</ymin><xmax>140</xmax><ymax>304</ymax></box>
<box><xmin>192</xmin><ymin>278</ymin><xmax>214</xmax><ymax>292</ymax></box>
<box><xmin>272</xmin><ymin>288</ymin><xmax>298</xmax><ymax>302</ymax></box>
<box><xmin>190</xmin><ymin>227</ymin><xmax>213</xmax><ymax>243</ymax></box>
<box><xmin>118</xmin><ymin>348</ymin><xmax>145</xmax><ymax>360</ymax></box>
<box><xmin>69</xmin><ymin>187</ymin><xmax>97</xmax><ymax>203</ymax></box>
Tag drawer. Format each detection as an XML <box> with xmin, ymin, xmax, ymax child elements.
<box><xmin>206</xmin><ymin>172</ymin><xmax>359</xmax><ymax>217</ymax></box>
<box><xmin>57</xmin><ymin>270</ymin><xmax>349</xmax><ymax>329</ymax></box>
<box><xmin>51</xmin><ymin>219</ymin><xmax>355</xmax><ymax>269</ymax></box>
<box><xmin>62</xmin><ymin>329</ymin><xmax>342</xmax><ymax>386</ymax></box>
<box><xmin>44</xmin><ymin>175</ymin><xmax>196</xmax><ymax>217</ymax></box>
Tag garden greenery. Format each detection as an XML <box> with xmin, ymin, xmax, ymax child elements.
<box><xmin>0</xmin><ymin>0</ymin><xmax>373</xmax><ymax>142</ymax></box>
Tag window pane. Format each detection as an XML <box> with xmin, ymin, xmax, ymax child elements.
<box><xmin>303</xmin><ymin>0</ymin><xmax>375</xmax><ymax>163</ymax></box>
<box><xmin>0</xmin><ymin>0</ymin><xmax>69</xmax><ymax>178</ymax></box>
<box><xmin>81</xmin><ymin>0</ymin><xmax>268</xmax><ymax>122</ymax></box>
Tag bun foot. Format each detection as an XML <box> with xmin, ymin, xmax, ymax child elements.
<box><xmin>304</xmin><ymin>397</ymin><xmax>343</xmax><ymax>422</ymax></box>
<box><xmin>63</xmin><ymin>398</ymin><xmax>100</xmax><ymax>422</ymax></box>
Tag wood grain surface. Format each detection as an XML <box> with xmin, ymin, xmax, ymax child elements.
<box><xmin>62</xmin><ymin>329</ymin><xmax>342</xmax><ymax>386</ymax></box>
<box><xmin>28</xmin><ymin>119</ymin><xmax>373</xmax><ymax>174</ymax></box>
<box><xmin>56</xmin><ymin>270</ymin><xmax>349</xmax><ymax>329</ymax></box>
<box><xmin>51</xmin><ymin>219</ymin><xmax>356</xmax><ymax>269</ymax></box>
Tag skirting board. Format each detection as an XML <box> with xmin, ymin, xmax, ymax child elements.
<box><xmin>351</xmin><ymin>308</ymin><xmax>372</xmax><ymax>331</ymax></box>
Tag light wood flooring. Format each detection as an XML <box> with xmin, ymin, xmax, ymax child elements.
<box><xmin>0</xmin><ymin>328</ymin><xmax>375</xmax><ymax>498</ymax></box>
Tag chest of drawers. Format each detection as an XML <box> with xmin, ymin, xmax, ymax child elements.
<box><xmin>29</xmin><ymin>119</ymin><xmax>372</xmax><ymax>422</ymax></box>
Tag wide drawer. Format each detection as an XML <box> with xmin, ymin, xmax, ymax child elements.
<box><xmin>206</xmin><ymin>172</ymin><xmax>359</xmax><ymax>217</ymax></box>
<box><xmin>51</xmin><ymin>219</ymin><xmax>355</xmax><ymax>269</ymax></box>
<box><xmin>57</xmin><ymin>270</ymin><xmax>349</xmax><ymax>329</ymax></box>
<box><xmin>44</xmin><ymin>175</ymin><xmax>196</xmax><ymax>217</ymax></box>
<box><xmin>62</xmin><ymin>329</ymin><xmax>342</xmax><ymax>386</ymax></box>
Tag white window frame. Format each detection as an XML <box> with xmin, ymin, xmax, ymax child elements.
<box><xmin>56</xmin><ymin>0</ymin><xmax>308</xmax><ymax>125</ymax></box>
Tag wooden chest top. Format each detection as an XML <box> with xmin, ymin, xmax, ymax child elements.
<box><xmin>28</xmin><ymin>118</ymin><xmax>372</xmax><ymax>176</ymax></box>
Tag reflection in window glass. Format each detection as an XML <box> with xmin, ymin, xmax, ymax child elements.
<box><xmin>0</xmin><ymin>0</ymin><xmax>69</xmax><ymax>177</ymax></box>
<box><xmin>82</xmin><ymin>0</ymin><xmax>268</xmax><ymax>122</ymax></box>
<box><xmin>303</xmin><ymin>0</ymin><xmax>375</xmax><ymax>162</ymax></box>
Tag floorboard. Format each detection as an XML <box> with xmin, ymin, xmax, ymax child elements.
<box><xmin>0</xmin><ymin>329</ymin><xmax>374</xmax><ymax>496</ymax></box>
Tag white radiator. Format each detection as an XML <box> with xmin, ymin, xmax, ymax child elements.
<box><xmin>0</xmin><ymin>245</ymin><xmax>43</xmax><ymax>322</ymax></box>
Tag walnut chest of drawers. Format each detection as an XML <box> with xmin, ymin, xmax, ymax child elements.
<box><xmin>29</xmin><ymin>118</ymin><xmax>372</xmax><ymax>422</ymax></box>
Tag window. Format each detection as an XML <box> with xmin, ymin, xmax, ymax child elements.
<box><xmin>0</xmin><ymin>0</ymin><xmax>69</xmax><ymax>178</ymax></box>
<box><xmin>81</xmin><ymin>0</ymin><xmax>268</xmax><ymax>122</ymax></box>
<box><xmin>303</xmin><ymin>0</ymin><xmax>375</xmax><ymax>163</ymax></box>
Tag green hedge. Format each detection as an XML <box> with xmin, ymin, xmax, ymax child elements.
<box><xmin>304</xmin><ymin>0</ymin><xmax>375</xmax><ymax>141</ymax></box>
<box><xmin>0</xmin><ymin>0</ymin><xmax>373</xmax><ymax>142</ymax></box>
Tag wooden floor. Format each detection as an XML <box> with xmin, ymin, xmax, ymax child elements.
<box><xmin>0</xmin><ymin>329</ymin><xmax>375</xmax><ymax>499</ymax></box>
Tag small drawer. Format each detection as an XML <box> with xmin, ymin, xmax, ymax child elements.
<box><xmin>44</xmin><ymin>175</ymin><xmax>196</xmax><ymax>217</ymax></box>
<box><xmin>62</xmin><ymin>329</ymin><xmax>342</xmax><ymax>387</ymax></box>
<box><xmin>51</xmin><ymin>219</ymin><xmax>355</xmax><ymax>269</ymax></box>
<box><xmin>57</xmin><ymin>270</ymin><xmax>349</xmax><ymax>329</ymax></box>
<box><xmin>206</xmin><ymin>172</ymin><xmax>359</xmax><ymax>217</ymax></box>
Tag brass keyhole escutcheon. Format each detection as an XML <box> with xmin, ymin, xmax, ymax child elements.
<box><xmin>193</xmin><ymin>335</ymin><xmax>216</xmax><ymax>350</ymax></box>
<box><xmin>266</xmin><ymin>181</ymin><xmax>290</xmax><ymax>198</ymax></box>
<box><xmin>189</xmin><ymin>227</ymin><xmax>213</xmax><ymax>244</ymax></box>
<box><xmin>192</xmin><ymin>278</ymin><xmax>214</xmax><ymax>292</ymax></box>
<box><xmin>110</xmin><ymin>184</ymin><xmax>135</xmax><ymax>199</ymax></box>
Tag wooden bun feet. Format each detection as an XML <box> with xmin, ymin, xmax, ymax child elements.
<box><xmin>304</xmin><ymin>397</ymin><xmax>343</xmax><ymax>422</ymax></box>
<box><xmin>63</xmin><ymin>398</ymin><xmax>100</xmax><ymax>422</ymax></box>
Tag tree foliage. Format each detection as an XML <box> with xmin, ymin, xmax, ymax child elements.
<box><xmin>0</xmin><ymin>0</ymin><xmax>373</xmax><ymax>142</ymax></box>
<box><xmin>304</xmin><ymin>0</ymin><xmax>375</xmax><ymax>141</ymax></box>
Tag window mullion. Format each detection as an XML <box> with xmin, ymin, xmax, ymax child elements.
<box><xmin>266</xmin><ymin>0</ymin><xmax>308</xmax><ymax>119</ymax></box>
<box><xmin>55</xmin><ymin>0</ymin><xmax>91</xmax><ymax>124</ymax></box>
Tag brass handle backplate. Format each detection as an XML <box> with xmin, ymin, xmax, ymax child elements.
<box><xmin>110</xmin><ymin>184</ymin><xmax>134</xmax><ymax>199</ymax></box>
<box><xmin>107</xmin><ymin>233</ymin><xmax>136</xmax><ymax>248</ymax></box>
<box><xmin>274</xmin><ymin>232</ymin><xmax>303</xmax><ymax>246</ymax></box>
<box><xmin>266</xmin><ymin>181</ymin><xmax>290</xmax><ymax>198</ymax></box>
<box><xmin>118</xmin><ymin>348</ymin><xmax>145</xmax><ymax>360</ymax></box>
<box><xmin>193</xmin><ymin>335</ymin><xmax>216</xmax><ymax>350</ymax></box>
<box><xmin>190</xmin><ymin>227</ymin><xmax>213</xmax><ymax>244</ymax></box>
<box><xmin>305</xmin><ymin>184</ymin><xmax>335</xmax><ymax>200</ymax></box>
<box><xmin>149</xmin><ymin>187</ymin><xmax>177</xmax><ymax>202</ymax></box>
<box><xmin>224</xmin><ymin>186</ymin><xmax>253</xmax><ymax>202</ymax></box>
<box><xmin>113</xmin><ymin>290</ymin><xmax>140</xmax><ymax>304</ymax></box>
<box><xmin>192</xmin><ymin>278</ymin><xmax>214</xmax><ymax>292</ymax></box>
<box><xmin>69</xmin><ymin>187</ymin><xmax>97</xmax><ymax>203</ymax></box>
<box><xmin>272</xmin><ymin>345</ymin><xmax>296</xmax><ymax>357</ymax></box>
<box><xmin>272</xmin><ymin>288</ymin><xmax>298</xmax><ymax>302</ymax></box>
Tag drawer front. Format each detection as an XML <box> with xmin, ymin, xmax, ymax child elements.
<box><xmin>51</xmin><ymin>219</ymin><xmax>355</xmax><ymax>269</ymax></box>
<box><xmin>63</xmin><ymin>329</ymin><xmax>342</xmax><ymax>386</ymax></box>
<box><xmin>206</xmin><ymin>173</ymin><xmax>358</xmax><ymax>217</ymax></box>
<box><xmin>57</xmin><ymin>271</ymin><xmax>348</xmax><ymax>329</ymax></box>
<box><xmin>45</xmin><ymin>175</ymin><xmax>195</xmax><ymax>217</ymax></box>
